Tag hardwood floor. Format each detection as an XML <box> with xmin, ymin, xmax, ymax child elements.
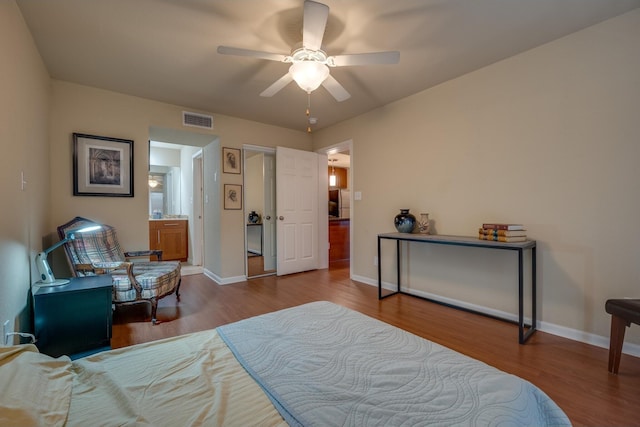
<box><xmin>247</xmin><ymin>253</ymin><xmax>275</xmax><ymax>277</ymax></box>
<box><xmin>112</xmin><ymin>260</ymin><xmax>640</xmax><ymax>426</ymax></box>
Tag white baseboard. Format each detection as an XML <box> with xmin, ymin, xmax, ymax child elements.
<box><xmin>351</xmin><ymin>274</ymin><xmax>640</xmax><ymax>358</ymax></box>
<box><xmin>203</xmin><ymin>268</ymin><xmax>246</xmax><ymax>285</ymax></box>
<box><xmin>538</xmin><ymin>320</ymin><xmax>640</xmax><ymax>357</ymax></box>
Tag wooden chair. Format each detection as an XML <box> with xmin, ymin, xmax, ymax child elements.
<box><xmin>58</xmin><ymin>217</ymin><xmax>181</xmax><ymax>324</ymax></box>
<box><xmin>605</xmin><ymin>298</ymin><xmax>640</xmax><ymax>374</ymax></box>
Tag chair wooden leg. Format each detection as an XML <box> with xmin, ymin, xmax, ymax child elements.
<box><xmin>175</xmin><ymin>278</ymin><xmax>181</xmax><ymax>301</ymax></box>
<box><xmin>608</xmin><ymin>315</ymin><xmax>629</xmax><ymax>374</ymax></box>
<box><xmin>150</xmin><ymin>298</ymin><xmax>158</xmax><ymax>325</ymax></box>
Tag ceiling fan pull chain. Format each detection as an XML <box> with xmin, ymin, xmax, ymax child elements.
<box><xmin>307</xmin><ymin>94</ymin><xmax>312</xmax><ymax>133</ymax></box>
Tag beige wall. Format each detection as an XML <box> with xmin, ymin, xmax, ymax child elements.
<box><xmin>313</xmin><ymin>9</ymin><xmax>640</xmax><ymax>348</ymax></box>
<box><xmin>48</xmin><ymin>81</ymin><xmax>311</xmax><ymax>279</ymax></box>
<box><xmin>0</xmin><ymin>1</ymin><xmax>51</xmax><ymax>338</ymax></box>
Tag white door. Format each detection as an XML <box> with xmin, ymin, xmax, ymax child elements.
<box><xmin>263</xmin><ymin>152</ymin><xmax>277</xmax><ymax>271</ymax></box>
<box><xmin>191</xmin><ymin>152</ymin><xmax>204</xmax><ymax>266</ymax></box>
<box><xmin>276</xmin><ymin>146</ymin><xmax>319</xmax><ymax>275</ymax></box>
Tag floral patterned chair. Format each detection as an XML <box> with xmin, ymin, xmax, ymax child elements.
<box><xmin>58</xmin><ymin>216</ymin><xmax>181</xmax><ymax>324</ymax></box>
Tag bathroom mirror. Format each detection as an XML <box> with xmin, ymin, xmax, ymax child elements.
<box><xmin>149</xmin><ymin>166</ymin><xmax>181</xmax><ymax>216</ymax></box>
<box><xmin>149</xmin><ymin>140</ymin><xmax>184</xmax><ymax>217</ymax></box>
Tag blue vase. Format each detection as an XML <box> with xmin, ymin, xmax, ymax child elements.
<box><xmin>394</xmin><ymin>209</ymin><xmax>416</xmax><ymax>233</ymax></box>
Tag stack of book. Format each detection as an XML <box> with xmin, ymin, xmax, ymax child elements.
<box><xmin>478</xmin><ymin>223</ymin><xmax>527</xmax><ymax>242</ymax></box>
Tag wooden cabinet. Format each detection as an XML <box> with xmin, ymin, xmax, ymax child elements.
<box><xmin>33</xmin><ymin>275</ymin><xmax>112</xmax><ymax>358</ymax></box>
<box><xmin>328</xmin><ymin>166</ymin><xmax>348</xmax><ymax>188</ymax></box>
<box><xmin>149</xmin><ymin>219</ymin><xmax>188</xmax><ymax>261</ymax></box>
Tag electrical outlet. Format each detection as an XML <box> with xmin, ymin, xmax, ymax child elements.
<box><xmin>3</xmin><ymin>320</ymin><xmax>10</xmax><ymax>345</ymax></box>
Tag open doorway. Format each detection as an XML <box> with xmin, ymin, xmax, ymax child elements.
<box><xmin>148</xmin><ymin>140</ymin><xmax>202</xmax><ymax>274</ymax></box>
<box><xmin>148</xmin><ymin>127</ymin><xmax>217</xmax><ymax>275</ymax></box>
<box><xmin>319</xmin><ymin>140</ymin><xmax>352</xmax><ymax>272</ymax></box>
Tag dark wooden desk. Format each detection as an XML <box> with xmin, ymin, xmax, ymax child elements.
<box><xmin>377</xmin><ymin>233</ymin><xmax>536</xmax><ymax>344</ymax></box>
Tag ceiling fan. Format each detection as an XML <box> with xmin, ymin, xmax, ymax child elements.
<box><xmin>217</xmin><ymin>0</ymin><xmax>400</xmax><ymax>102</ymax></box>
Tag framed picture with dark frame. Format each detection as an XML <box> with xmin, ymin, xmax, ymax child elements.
<box><xmin>224</xmin><ymin>184</ymin><xmax>242</xmax><ymax>210</ymax></box>
<box><xmin>73</xmin><ymin>133</ymin><xmax>134</xmax><ymax>197</ymax></box>
<box><xmin>222</xmin><ymin>147</ymin><xmax>241</xmax><ymax>174</ymax></box>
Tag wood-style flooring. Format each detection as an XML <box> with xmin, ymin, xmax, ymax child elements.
<box><xmin>247</xmin><ymin>253</ymin><xmax>275</xmax><ymax>277</ymax></box>
<box><xmin>112</xmin><ymin>261</ymin><xmax>640</xmax><ymax>426</ymax></box>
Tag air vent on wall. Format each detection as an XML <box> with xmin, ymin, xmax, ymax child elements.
<box><xmin>182</xmin><ymin>111</ymin><xmax>213</xmax><ymax>129</ymax></box>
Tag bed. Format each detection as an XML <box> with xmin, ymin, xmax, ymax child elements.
<box><xmin>0</xmin><ymin>301</ymin><xmax>570</xmax><ymax>426</ymax></box>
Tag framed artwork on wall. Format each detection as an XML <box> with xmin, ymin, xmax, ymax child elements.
<box><xmin>224</xmin><ymin>184</ymin><xmax>242</xmax><ymax>210</ymax></box>
<box><xmin>73</xmin><ymin>133</ymin><xmax>134</xmax><ymax>197</ymax></box>
<box><xmin>222</xmin><ymin>147</ymin><xmax>241</xmax><ymax>174</ymax></box>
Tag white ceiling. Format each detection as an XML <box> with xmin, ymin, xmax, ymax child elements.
<box><xmin>328</xmin><ymin>153</ymin><xmax>350</xmax><ymax>169</ymax></box>
<box><xmin>17</xmin><ymin>0</ymin><xmax>640</xmax><ymax>132</ymax></box>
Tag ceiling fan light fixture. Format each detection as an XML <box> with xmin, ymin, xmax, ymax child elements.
<box><xmin>289</xmin><ymin>61</ymin><xmax>329</xmax><ymax>93</ymax></box>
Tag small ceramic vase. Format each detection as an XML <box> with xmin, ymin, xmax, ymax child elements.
<box><xmin>417</xmin><ymin>213</ymin><xmax>430</xmax><ymax>234</ymax></box>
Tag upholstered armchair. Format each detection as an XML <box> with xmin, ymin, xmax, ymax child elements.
<box><xmin>58</xmin><ymin>216</ymin><xmax>181</xmax><ymax>324</ymax></box>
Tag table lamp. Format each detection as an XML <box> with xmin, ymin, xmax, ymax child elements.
<box><xmin>34</xmin><ymin>223</ymin><xmax>102</xmax><ymax>287</ymax></box>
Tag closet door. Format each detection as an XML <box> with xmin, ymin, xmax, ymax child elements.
<box><xmin>263</xmin><ymin>153</ymin><xmax>277</xmax><ymax>271</ymax></box>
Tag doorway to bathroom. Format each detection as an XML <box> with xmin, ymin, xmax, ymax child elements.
<box><xmin>148</xmin><ymin>127</ymin><xmax>217</xmax><ymax>275</ymax></box>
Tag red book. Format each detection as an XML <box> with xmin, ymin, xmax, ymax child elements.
<box><xmin>481</xmin><ymin>223</ymin><xmax>524</xmax><ymax>231</ymax></box>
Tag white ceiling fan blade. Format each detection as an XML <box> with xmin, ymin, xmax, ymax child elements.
<box><xmin>322</xmin><ymin>74</ymin><xmax>350</xmax><ymax>102</ymax></box>
<box><xmin>217</xmin><ymin>46</ymin><xmax>287</xmax><ymax>62</ymax></box>
<box><xmin>303</xmin><ymin>0</ymin><xmax>329</xmax><ymax>51</ymax></box>
<box><xmin>330</xmin><ymin>51</ymin><xmax>400</xmax><ymax>67</ymax></box>
<box><xmin>260</xmin><ymin>73</ymin><xmax>294</xmax><ymax>97</ymax></box>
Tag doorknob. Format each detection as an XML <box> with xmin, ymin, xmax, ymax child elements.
<box><xmin>279</xmin><ymin>216</ymin><xmax>284</xmax><ymax>220</ymax></box>
<box><xmin>265</xmin><ymin>215</ymin><xmax>271</xmax><ymax>220</ymax></box>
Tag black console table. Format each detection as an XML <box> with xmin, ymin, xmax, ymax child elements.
<box><xmin>377</xmin><ymin>233</ymin><xmax>536</xmax><ymax>344</ymax></box>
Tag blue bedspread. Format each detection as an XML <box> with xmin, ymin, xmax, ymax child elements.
<box><xmin>217</xmin><ymin>301</ymin><xmax>570</xmax><ymax>427</ymax></box>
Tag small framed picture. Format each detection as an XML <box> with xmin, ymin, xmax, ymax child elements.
<box><xmin>224</xmin><ymin>184</ymin><xmax>242</xmax><ymax>210</ymax></box>
<box><xmin>73</xmin><ymin>133</ymin><xmax>134</xmax><ymax>197</ymax></box>
<box><xmin>222</xmin><ymin>147</ymin><xmax>241</xmax><ymax>174</ymax></box>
